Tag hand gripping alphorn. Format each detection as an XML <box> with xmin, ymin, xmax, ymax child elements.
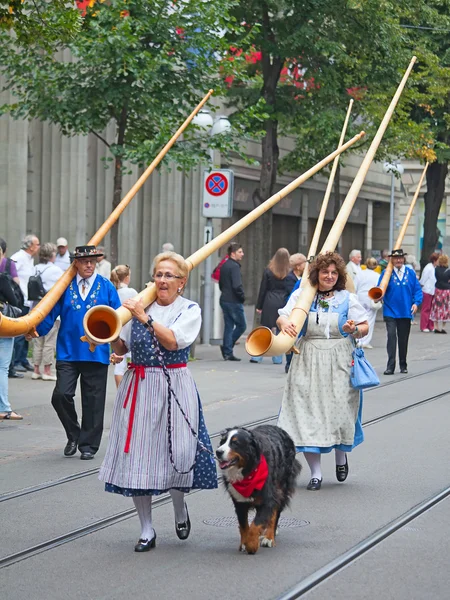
<box><xmin>0</xmin><ymin>90</ymin><xmax>215</xmax><ymax>338</ymax></box>
<box><xmin>80</xmin><ymin>131</ymin><xmax>366</xmax><ymax>350</ymax></box>
<box><xmin>368</xmin><ymin>161</ymin><xmax>429</xmax><ymax>301</ymax></box>
<box><xmin>245</xmin><ymin>56</ymin><xmax>417</xmax><ymax>358</ymax></box>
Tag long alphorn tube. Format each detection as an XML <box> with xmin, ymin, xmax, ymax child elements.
<box><xmin>80</xmin><ymin>131</ymin><xmax>366</xmax><ymax>350</ymax></box>
<box><xmin>369</xmin><ymin>161</ymin><xmax>429</xmax><ymax>301</ymax></box>
<box><xmin>245</xmin><ymin>56</ymin><xmax>417</xmax><ymax>357</ymax></box>
<box><xmin>0</xmin><ymin>90</ymin><xmax>215</xmax><ymax>338</ymax></box>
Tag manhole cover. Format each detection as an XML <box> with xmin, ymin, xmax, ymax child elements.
<box><xmin>203</xmin><ymin>516</ymin><xmax>309</xmax><ymax>528</ymax></box>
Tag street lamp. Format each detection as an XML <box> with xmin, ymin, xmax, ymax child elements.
<box><xmin>383</xmin><ymin>161</ymin><xmax>404</xmax><ymax>250</ymax></box>
<box><xmin>192</xmin><ymin>110</ymin><xmax>231</xmax><ymax>344</ymax></box>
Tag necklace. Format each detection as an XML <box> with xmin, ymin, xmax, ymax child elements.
<box><xmin>315</xmin><ymin>290</ymin><xmax>334</xmax><ymax>323</ymax></box>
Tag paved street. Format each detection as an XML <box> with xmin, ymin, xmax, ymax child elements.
<box><xmin>2</xmin><ymin>321</ymin><xmax>450</xmax><ymax>600</ymax></box>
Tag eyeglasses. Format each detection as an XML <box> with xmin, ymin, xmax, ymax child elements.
<box><xmin>77</xmin><ymin>259</ymin><xmax>96</xmax><ymax>265</ymax></box>
<box><xmin>153</xmin><ymin>272</ymin><xmax>182</xmax><ymax>281</ymax></box>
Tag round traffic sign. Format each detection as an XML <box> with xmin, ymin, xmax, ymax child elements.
<box><xmin>205</xmin><ymin>172</ymin><xmax>229</xmax><ymax>196</ymax></box>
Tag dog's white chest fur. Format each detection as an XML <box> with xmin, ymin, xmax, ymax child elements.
<box><xmin>227</xmin><ymin>485</ymin><xmax>254</xmax><ymax>503</ymax></box>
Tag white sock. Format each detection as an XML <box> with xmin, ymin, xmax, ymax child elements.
<box><xmin>335</xmin><ymin>450</ymin><xmax>347</xmax><ymax>466</ymax></box>
<box><xmin>170</xmin><ymin>489</ymin><xmax>187</xmax><ymax>523</ymax></box>
<box><xmin>133</xmin><ymin>496</ymin><xmax>154</xmax><ymax>540</ymax></box>
<box><xmin>304</xmin><ymin>452</ymin><xmax>322</xmax><ymax>480</ymax></box>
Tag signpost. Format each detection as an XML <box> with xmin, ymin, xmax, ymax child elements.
<box><xmin>202</xmin><ymin>169</ymin><xmax>234</xmax><ymax>344</ymax></box>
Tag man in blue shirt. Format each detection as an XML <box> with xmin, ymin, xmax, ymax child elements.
<box><xmin>379</xmin><ymin>249</ymin><xmax>422</xmax><ymax>375</ymax></box>
<box><xmin>35</xmin><ymin>246</ymin><xmax>121</xmax><ymax>459</ymax></box>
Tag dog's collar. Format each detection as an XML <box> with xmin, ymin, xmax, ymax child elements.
<box><xmin>231</xmin><ymin>455</ymin><xmax>268</xmax><ymax>498</ymax></box>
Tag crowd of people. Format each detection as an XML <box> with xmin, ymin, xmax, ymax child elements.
<box><xmin>1</xmin><ymin>233</ymin><xmax>449</xmax><ymax>551</ymax></box>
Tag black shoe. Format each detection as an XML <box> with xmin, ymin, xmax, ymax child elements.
<box><xmin>383</xmin><ymin>369</ymin><xmax>394</xmax><ymax>375</ymax></box>
<box><xmin>64</xmin><ymin>441</ymin><xmax>77</xmax><ymax>457</ymax></box>
<box><xmin>14</xmin><ymin>365</ymin><xmax>26</xmax><ymax>372</ymax></box>
<box><xmin>306</xmin><ymin>478</ymin><xmax>322</xmax><ymax>491</ymax></box>
<box><xmin>400</xmin><ymin>368</ymin><xmax>408</xmax><ymax>374</ymax></box>
<box><xmin>175</xmin><ymin>506</ymin><xmax>191</xmax><ymax>540</ymax></box>
<box><xmin>219</xmin><ymin>345</ymin><xmax>226</xmax><ymax>359</ymax></box>
<box><xmin>22</xmin><ymin>362</ymin><xmax>34</xmax><ymax>372</ymax></box>
<box><xmin>80</xmin><ymin>451</ymin><xmax>95</xmax><ymax>460</ymax></box>
<box><xmin>226</xmin><ymin>355</ymin><xmax>241</xmax><ymax>362</ymax></box>
<box><xmin>8</xmin><ymin>371</ymin><xmax>24</xmax><ymax>379</ymax></box>
<box><xmin>285</xmin><ymin>364</ymin><xmax>290</xmax><ymax>374</ymax></box>
<box><xmin>336</xmin><ymin>458</ymin><xmax>349</xmax><ymax>482</ymax></box>
<box><xmin>134</xmin><ymin>533</ymin><xmax>156</xmax><ymax>552</ymax></box>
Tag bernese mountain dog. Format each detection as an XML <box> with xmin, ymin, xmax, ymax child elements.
<box><xmin>216</xmin><ymin>424</ymin><xmax>301</xmax><ymax>554</ymax></box>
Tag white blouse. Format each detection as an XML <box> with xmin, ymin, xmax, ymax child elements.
<box><xmin>121</xmin><ymin>295</ymin><xmax>202</xmax><ymax>350</ymax></box>
<box><xmin>278</xmin><ymin>288</ymin><xmax>368</xmax><ymax>324</ymax></box>
<box><xmin>419</xmin><ymin>262</ymin><xmax>436</xmax><ymax>295</ymax></box>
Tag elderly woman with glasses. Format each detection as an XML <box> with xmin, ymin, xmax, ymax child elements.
<box><xmin>99</xmin><ymin>252</ymin><xmax>217</xmax><ymax>553</ymax></box>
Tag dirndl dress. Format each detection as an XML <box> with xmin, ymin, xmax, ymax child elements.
<box><xmin>99</xmin><ymin>307</ymin><xmax>217</xmax><ymax>496</ymax></box>
<box><xmin>277</xmin><ymin>291</ymin><xmax>365</xmax><ymax>454</ymax></box>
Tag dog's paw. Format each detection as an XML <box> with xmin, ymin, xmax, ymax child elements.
<box><xmin>239</xmin><ymin>544</ymin><xmax>246</xmax><ymax>552</ymax></box>
<box><xmin>260</xmin><ymin>536</ymin><xmax>275</xmax><ymax>548</ymax></box>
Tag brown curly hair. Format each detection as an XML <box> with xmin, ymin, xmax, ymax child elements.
<box><xmin>308</xmin><ymin>251</ymin><xmax>347</xmax><ymax>291</ymax></box>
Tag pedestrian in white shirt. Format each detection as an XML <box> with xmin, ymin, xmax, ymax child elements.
<box><xmin>356</xmin><ymin>257</ymin><xmax>382</xmax><ymax>348</ymax></box>
<box><xmin>10</xmin><ymin>234</ymin><xmax>40</xmax><ymax>372</ymax></box>
<box><xmin>54</xmin><ymin>237</ymin><xmax>71</xmax><ymax>271</ymax></box>
<box><xmin>32</xmin><ymin>243</ymin><xmax>64</xmax><ymax>381</ymax></box>
<box><xmin>95</xmin><ymin>246</ymin><xmax>112</xmax><ymax>279</ymax></box>
<box><xmin>346</xmin><ymin>249</ymin><xmax>362</xmax><ymax>287</ymax></box>
<box><xmin>420</xmin><ymin>252</ymin><xmax>439</xmax><ymax>332</ymax></box>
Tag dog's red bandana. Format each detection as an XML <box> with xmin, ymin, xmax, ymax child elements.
<box><xmin>231</xmin><ymin>455</ymin><xmax>268</xmax><ymax>498</ymax></box>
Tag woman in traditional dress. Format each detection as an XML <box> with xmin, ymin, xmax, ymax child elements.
<box><xmin>99</xmin><ymin>252</ymin><xmax>217</xmax><ymax>551</ymax></box>
<box><xmin>276</xmin><ymin>252</ymin><xmax>369</xmax><ymax>491</ymax></box>
<box><xmin>430</xmin><ymin>253</ymin><xmax>450</xmax><ymax>334</ymax></box>
<box><xmin>110</xmin><ymin>264</ymin><xmax>138</xmax><ymax>388</ymax></box>
<box><xmin>250</xmin><ymin>248</ymin><xmax>292</xmax><ymax>365</ymax></box>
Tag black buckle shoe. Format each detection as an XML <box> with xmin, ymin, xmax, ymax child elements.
<box><xmin>336</xmin><ymin>457</ymin><xmax>349</xmax><ymax>482</ymax></box>
<box><xmin>64</xmin><ymin>441</ymin><xmax>77</xmax><ymax>457</ymax></box>
<box><xmin>175</xmin><ymin>506</ymin><xmax>191</xmax><ymax>540</ymax></box>
<box><xmin>134</xmin><ymin>534</ymin><xmax>156</xmax><ymax>552</ymax></box>
<box><xmin>306</xmin><ymin>478</ymin><xmax>322</xmax><ymax>491</ymax></box>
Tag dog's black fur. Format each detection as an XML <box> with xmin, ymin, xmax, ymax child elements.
<box><xmin>216</xmin><ymin>424</ymin><xmax>301</xmax><ymax>554</ymax></box>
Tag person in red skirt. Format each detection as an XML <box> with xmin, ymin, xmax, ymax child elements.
<box><xmin>430</xmin><ymin>254</ymin><xmax>450</xmax><ymax>334</ymax></box>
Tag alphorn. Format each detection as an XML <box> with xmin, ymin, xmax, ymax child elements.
<box><xmin>80</xmin><ymin>131</ymin><xmax>366</xmax><ymax>350</ymax></box>
<box><xmin>245</xmin><ymin>56</ymin><xmax>417</xmax><ymax>358</ymax></box>
<box><xmin>0</xmin><ymin>90</ymin><xmax>215</xmax><ymax>338</ymax></box>
<box><xmin>369</xmin><ymin>161</ymin><xmax>429</xmax><ymax>301</ymax></box>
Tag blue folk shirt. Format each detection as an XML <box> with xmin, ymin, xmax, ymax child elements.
<box><xmin>36</xmin><ymin>275</ymin><xmax>121</xmax><ymax>364</ymax></box>
<box><xmin>379</xmin><ymin>266</ymin><xmax>423</xmax><ymax>319</ymax></box>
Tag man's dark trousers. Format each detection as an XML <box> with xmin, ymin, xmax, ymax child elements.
<box><xmin>220</xmin><ymin>300</ymin><xmax>247</xmax><ymax>357</ymax></box>
<box><xmin>52</xmin><ymin>361</ymin><xmax>109</xmax><ymax>454</ymax></box>
<box><xmin>384</xmin><ymin>317</ymin><xmax>411</xmax><ymax>371</ymax></box>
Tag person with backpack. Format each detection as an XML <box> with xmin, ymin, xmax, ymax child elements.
<box><xmin>0</xmin><ymin>245</ymin><xmax>23</xmax><ymax>420</ymax></box>
<box><xmin>10</xmin><ymin>234</ymin><xmax>40</xmax><ymax>373</ymax></box>
<box><xmin>30</xmin><ymin>243</ymin><xmax>64</xmax><ymax>382</ymax></box>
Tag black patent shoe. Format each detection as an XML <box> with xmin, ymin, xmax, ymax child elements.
<box><xmin>134</xmin><ymin>533</ymin><xmax>156</xmax><ymax>552</ymax></box>
<box><xmin>175</xmin><ymin>506</ymin><xmax>191</xmax><ymax>540</ymax></box>
<box><xmin>336</xmin><ymin>458</ymin><xmax>349</xmax><ymax>482</ymax></box>
<box><xmin>306</xmin><ymin>478</ymin><xmax>322</xmax><ymax>491</ymax></box>
<box><xmin>80</xmin><ymin>451</ymin><xmax>95</xmax><ymax>460</ymax></box>
<box><xmin>64</xmin><ymin>441</ymin><xmax>77</xmax><ymax>457</ymax></box>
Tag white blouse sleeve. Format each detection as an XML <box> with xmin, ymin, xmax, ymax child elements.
<box><xmin>348</xmin><ymin>293</ymin><xmax>369</xmax><ymax>323</ymax></box>
<box><xmin>170</xmin><ymin>302</ymin><xmax>202</xmax><ymax>349</ymax></box>
<box><xmin>278</xmin><ymin>287</ymin><xmax>302</xmax><ymax>318</ymax></box>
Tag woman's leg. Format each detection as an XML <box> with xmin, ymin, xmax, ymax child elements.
<box><xmin>169</xmin><ymin>489</ymin><xmax>187</xmax><ymax>523</ymax></box>
<box><xmin>133</xmin><ymin>496</ymin><xmax>154</xmax><ymax>540</ymax></box>
<box><xmin>335</xmin><ymin>449</ymin><xmax>347</xmax><ymax>465</ymax></box>
<box><xmin>304</xmin><ymin>452</ymin><xmax>322</xmax><ymax>480</ymax></box>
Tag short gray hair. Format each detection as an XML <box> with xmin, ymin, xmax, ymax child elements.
<box><xmin>349</xmin><ymin>249</ymin><xmax>361</xmax><ymax>259</ymax></box>
<box><xmin>39</xmin><ymin>243</ymin><xmax>57</xmax><ymax>264</ymax></box>
<box><xmin>162</xmin><ymin>242</ymin><xmax>175</xmax><ymax>252</ymax></box>
<box><xmin>21</xmin><ymin>234</ymin><xmax>38</xmax><ymax>250</ymax></box>
<box><xmin>97</xmin><ymin>246</ymin><xmax>107</xmax><ymax>259</ymax></box>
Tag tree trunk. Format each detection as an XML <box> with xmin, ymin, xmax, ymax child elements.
<box><xmin>420</xmin><ymin>161</ymin><xmax>448</xmax><ymax>270</ymax></box>
<box><xmin>110</xmin><ymin>106</ymin><xmax>128</xmax><ymax>267</ymax></box>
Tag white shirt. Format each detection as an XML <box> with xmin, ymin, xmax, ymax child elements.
<box><xmin>96</xmin><ymin>259</ymin><xmax>112</xmax><ymax>279</ymax></box>
<box><xmin>117</xmin><ymin>284</ymin><xmax>138</xmax><ymax>304</ymax></box>
<box><xmin>394</xmin><ymin>265</ymin><xmax>406</xmax><ymax>281</ymax></box>
<box><xmin>279</xmin><ymin>288</ymin><xmax>368</xmax><ymax>324</ymax></box>
<box><xmin>54</xmin><ymin>250</ymin><xmax>71</xmax><ymax>271</ymax></box>
<box><xmin>120</xmin><ymin>295</ymin><xmax>201</xmax><ymax>350</ymax></box>
<box><xmin>346</xmin><ymin>261</ymin><xmax>361</xmax><ymax>280</ymax></box>
<box><xmin>35</xmin><ymin>263</ymin><xmax>64</xmax><ymax>292</ymax></box>
<box><xmin>356</xmin><ymin>268</ymin><xmax>380</xmax><ymax>297</ymax></box>
<box><xmin>76</xmin><ymin>272</ymin><xmax>98</xmax><ymax>301</ymax></box>
<box><xmin>419</xmin><ymin>262</ymin><xmax>436</xmax><ymax>295</ymax></box>
<box><xmin>10</xmin><ymin>249</ymin><xmax>35</xmax><ymax>305</ymax></box>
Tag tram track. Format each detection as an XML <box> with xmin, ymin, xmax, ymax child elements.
<box><xmin>1</xmin><ymin>379</ymin><xmax>449</xmax><ymax>572</ymax></box>
<box><xmin>2</xmin><ymin>363</ymin><xmax>448</xmax><ymax>505</ymax></box>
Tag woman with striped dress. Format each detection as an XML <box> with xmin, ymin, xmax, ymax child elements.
<box><xmin>99</xmin><ymin>252</ymin><xmax>217</xmax><ymax>552</ymax></box>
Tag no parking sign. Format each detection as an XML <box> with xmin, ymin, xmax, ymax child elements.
<box><xmin>202</xmin><ymin>169</ymin><xmax>234</xmax><ymax>218</ymax></box>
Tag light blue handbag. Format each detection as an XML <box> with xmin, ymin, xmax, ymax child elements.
<box><xmin>350</xmin><ymin>344</ymin><xmax>380</xmax><ymax>390</ymax></box>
